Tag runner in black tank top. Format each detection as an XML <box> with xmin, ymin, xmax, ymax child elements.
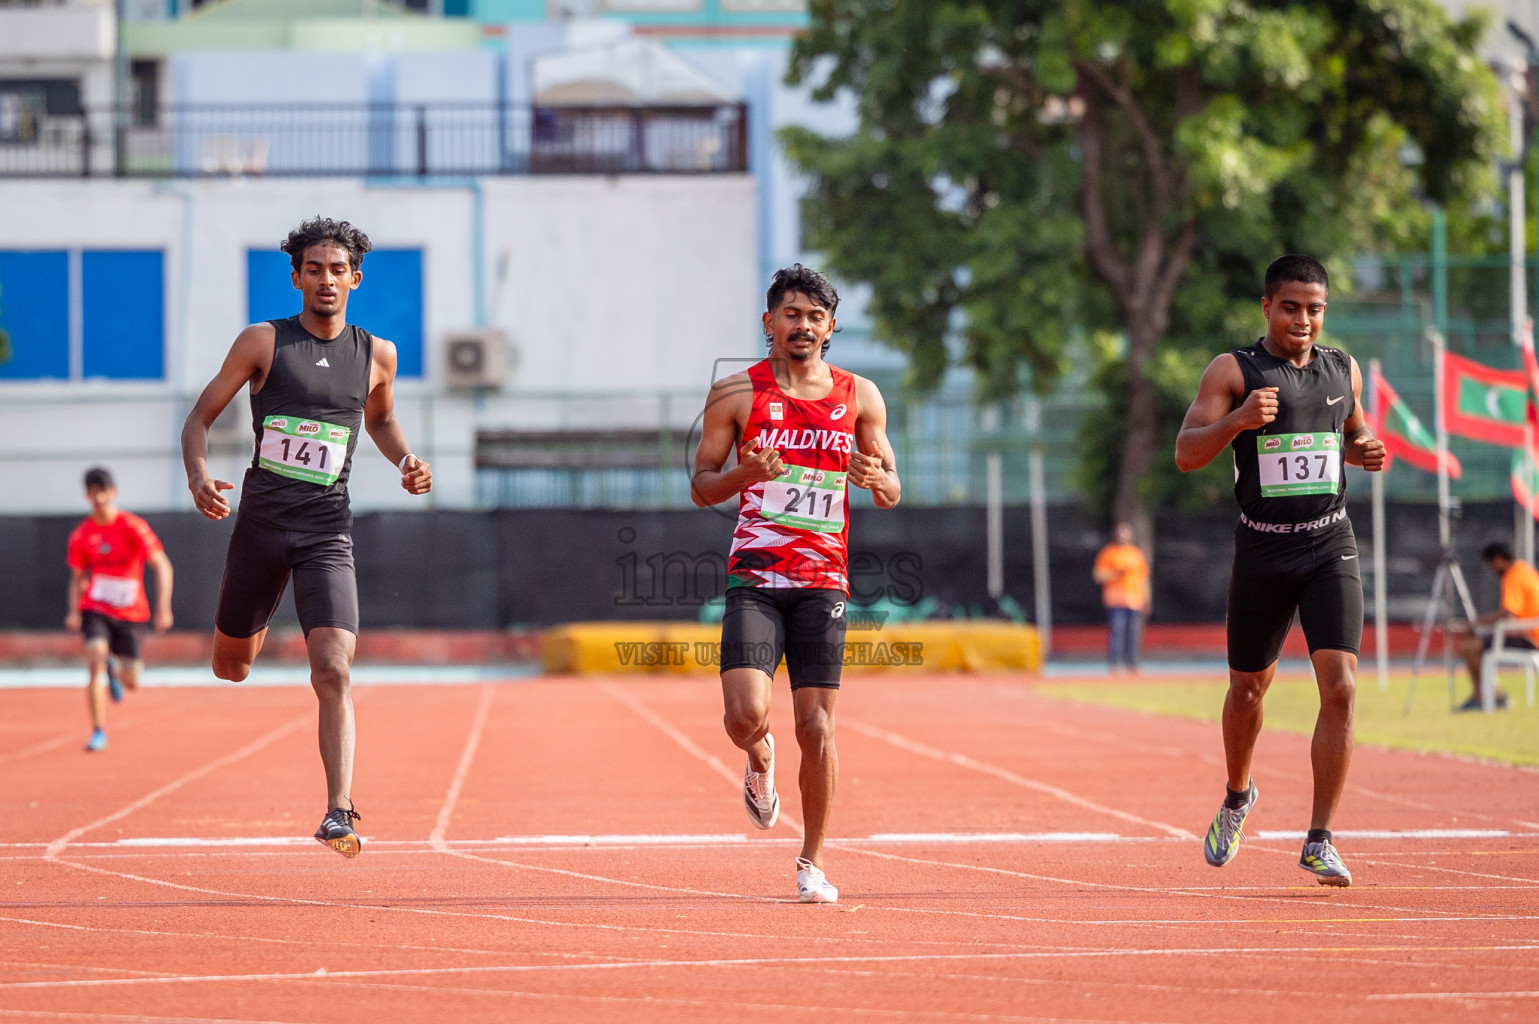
<box><xmin>180</xmin><ymin>217</ymin><xmax>434</xmax><ymax>858</ymax></box>
<box><xmin>1175</xmin><ymin>255</ymin><xmax>1385</xmax><ymax>888</ymax></box>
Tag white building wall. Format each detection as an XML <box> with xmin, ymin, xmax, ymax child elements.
<box><xmin>0</xmin><ymin>174</ymin><xmax>757</xmax><ymax>515</ymax></box>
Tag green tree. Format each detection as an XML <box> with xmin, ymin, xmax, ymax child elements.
<box><xmin>783</xmin><ymin>0</ymin><xmax>1502</xmax><ymax>539</ymax></box>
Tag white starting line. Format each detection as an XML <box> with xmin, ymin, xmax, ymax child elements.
<box><xmin>0</xmin><ymin>664</ymin><xmax>539</xmax><ymax>689</ymax></box>
<box><xmin>11</xmin><ymin>828</ymin><xmax>1535</xmax><ymax>852</ymax></box>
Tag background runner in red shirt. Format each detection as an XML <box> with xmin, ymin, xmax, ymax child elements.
<box><xmin>64</xmin><ymin>467</ymin><xmax>174</xmax><ymax>752</ymax></box>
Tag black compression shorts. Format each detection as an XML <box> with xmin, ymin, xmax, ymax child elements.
<box><xmin>215</xmin><ymin>513</ymin><xmax>360</xmax><ymax>639</ymax></box>
<box><xmin>81</xmin><ymin>610</ymin><xmax>145</xmax><ymax>661</ymax></box>
<box><xmin>720</xmin><ymin>586</ymin><xmax>847</xmax><ymax>688</ymax></box>
<box><xmin>1226</xmin><ymin>520</ymin><xmax>1363</xmax><ymax>673</ymax></box>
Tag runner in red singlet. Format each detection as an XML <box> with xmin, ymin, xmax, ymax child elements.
<box><xmin>64</xmin><ymin>467</ymin><xmax>174</xmax><ymax>752</ymax></box>
<box><xmin>692</xmin><ymin>265</ymin><xmax>901</xmax><ymax>903</ymax></box>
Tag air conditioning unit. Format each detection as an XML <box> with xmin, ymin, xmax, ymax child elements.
<box><xmin>444</xmin><ymin>329</ymin><xmax>512</xmax><ymax>389</ymax></box>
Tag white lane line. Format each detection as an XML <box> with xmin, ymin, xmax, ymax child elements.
<box><xmin>7</xmin><ymin>944</ymin><xmax>1539</xmax><ymax>991</ymax></box>
<box><xmin>1369</xmin><ymin>990</ymin><xmax>1539</xmax><ymax>1001</ymax></box>
<box><xmin>600</xmin><ymin>680</ymin><xmax>805</xmax><ymax>835</ymax></box>
<box><xmin>20</xmin><ymin>828</ymin><xmax>1537</xmax><ymax>852</ymax></box>
<box><xmin>429</xmin><ymin>683</ymin><xmax>495</xmax><ymax>849</ymax></box>
<box><xmin>1256</xmin><ymin>829</ymin><xmax>1520</xmax><ymax>840</ymax></box>
<box><xmin>113</xmin><ymin>837</ymin><xmax>316</xmax><ymax>848</ymax></box>
<box><xmin>0</xmin><ymin>665</ymin><xmax>537</xmax><ymax>689</ymax></box>
<box><xmin>840</xmin><ymin>718</ymin><xmax>1194</xmax><ymax>839</ymax></box>
<box><xmin>491</xmin><ymin>833</ymin><xmax>749</xmax><ymax>846</ymax></box>
<box><xmin>868</xmin><ymin>832</ymin><xmax>1123</xmax><ymax>843</ymax></box>
<box><xmin>835</xmin><ymin>843</ymin><xmax>1524</xmax><ymax>920</ymax></box>
<box><xmin>44</xmin><ymin>713</ymin><xmax>311</xmax><ymax>858</ymax></box>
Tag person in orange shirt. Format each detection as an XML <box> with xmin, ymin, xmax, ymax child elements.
<box><xmin>1093</xmin><ymin>523</ymin><xmax>1150</xmax><ymax>674</ymax></box>
<box><xmin>1457</xmin><ymin>541</ymin><xmax>1539</xmax><ymax>711</ymax></box>
<box><xmin>64</xmin><ymin>468</ymin><xmax>174</xmax><ymax>751</ymax></box>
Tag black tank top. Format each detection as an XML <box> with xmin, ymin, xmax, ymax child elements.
<box><xmin>1230</xmin><ymin>338</ymin><xmax>1354</xmax><ymax>525</ymax></box>
<box><xmin>239</xmin><ymin>316</ymin><xmax>373</xmax><ymax>532</ymax></box>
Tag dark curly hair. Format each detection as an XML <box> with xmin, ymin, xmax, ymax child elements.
<box><xmin>765</xmin><ymin>264</ymin><xmax>839</xmax><ymax>356</ymax></box>
<box><xmin>281</xmin><ymin>216</ymin><xmax>372</xmax><ymax>273</ymax></box>
<box><xmin>1264</xmin><ymin>253</ymin><xmax>1328</xmax><ymax>299</ymax></box>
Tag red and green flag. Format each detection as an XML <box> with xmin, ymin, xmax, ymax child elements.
<box><xmin>1441</xmin><ymin>350</ymin><xmax>1528</xmax><ymax>448</ymax></box>
<box><xmin>1514</xmin><ymin>401</ymin><xmax>1539</xmax><ymax>517</ymax></box>
<box><xmin>1370</xmin><ymin>365</ymin><xmax>1461</xmax><ymax>478</ymax></box>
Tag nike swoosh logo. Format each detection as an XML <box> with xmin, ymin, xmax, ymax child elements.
<box><xmin>1341</xmin><ymin>554</ymin><xmax>1357</xmax><ymax>560</ymax></box>
<box><xmin>1326</xmin><ymin>396</ymin><xmax>1345</xmax><ymax>405</ymax></box>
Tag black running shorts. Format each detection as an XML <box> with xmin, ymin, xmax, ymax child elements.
<box><xmin>81</xmin><ymin>610</ymin><xmax>145</xmax><ymax>661</ymax></box>
<box><xmin>720</xmin><ymin>586</ymin><xmax>848</xmax><ymax>689</ymax></box>
<box><xmin>1226</xmin><ymin>521</ymin><xmax>1363</xmax><ymax>673</ymax></box>
<box><xmin>215</xmin><ymin>513</ymin><xmax>360</xmax><ymax>639</ymax></box>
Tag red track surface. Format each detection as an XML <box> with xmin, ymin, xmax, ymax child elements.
<box><xmin>2</xmin><ymin>673</ymin><xmax>1537</xmax><ymax>1023</ymax></box>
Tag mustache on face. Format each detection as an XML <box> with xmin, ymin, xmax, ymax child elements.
<box><xmin>790</xmin><ymin>331</ymin><xmax>816</xmax><ymax>343</ymax></box>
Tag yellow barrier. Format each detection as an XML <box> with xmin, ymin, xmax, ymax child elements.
<box><xmin>541</xmin><ymin>620</ymin><xmax>1041</xmax><ymax>675</ymax></box>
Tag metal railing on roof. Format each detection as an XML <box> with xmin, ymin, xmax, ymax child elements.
<box><xmin>0</xmin><ymin>101</ymin><xmax>749</xmax><ymax>178</ymax></box>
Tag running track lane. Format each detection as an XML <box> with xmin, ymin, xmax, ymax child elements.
<box><xmin>0</xmin><ymin>674</ymin><xmax>1535</xmax><ymax>1023</ymax></box>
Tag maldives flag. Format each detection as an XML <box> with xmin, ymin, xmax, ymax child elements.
<box><xmin>1514</xmin><ymin>401</ymin><xmax>1539</xmax><ymax>518</ymax></box>
<box><xmin>1370</xmin><ymin>366</ymin><xmax>1461</xmax><ymax>478</ymax></box>
<box><xmin>1442</xmin><ymin>350</ymin><xmax>1528</xmax><ymax>447</ymax></box>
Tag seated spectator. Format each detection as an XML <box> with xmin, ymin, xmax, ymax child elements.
<box><xmin>1456</xmin><ymin>541</ymin><xmax>1539</xmax><ymax>711</ymax></box>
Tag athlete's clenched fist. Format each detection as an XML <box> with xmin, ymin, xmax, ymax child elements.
<box><xmin>849</xmin><ymin>448</ymin><xmax>887</xmax><ymax>490</ymax></box>
<box><xmin>739</xmin><ymin>438</ymin><xmax>785</xmax><ymax>483</ymax></box>
<box><xmin>1235</xmin><ymin>386</ymin><xmax>1279</xmax><ymax>430</ymax></box>
<box><xmin>1354</xmin><ymin>435</ymin><xmax>1387</xmax><ymax>472</ymax></box>
<box><xmin>399</xmin><ymin>455</ymin><xmax>433</xmax><ymax>495</ymax></box>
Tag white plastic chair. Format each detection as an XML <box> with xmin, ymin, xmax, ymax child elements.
<box><xmin>1478</xmin><ymin>617</ymin><xmax>1539</xmax><ymax>711</ymax></box>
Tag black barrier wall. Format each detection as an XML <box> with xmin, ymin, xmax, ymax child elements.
<box><xmin>0</xmin><ymin>503</ymin><xmax>1514</xmax><ymax>630</ymax></box>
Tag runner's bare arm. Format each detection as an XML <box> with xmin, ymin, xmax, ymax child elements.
<box><xmin>691</xmin><ymin>373</ymin><xmax>782</xmax><ymax>507</ymax></box>
<box><xmin>363</xmin><ymin>337</ymin><xmax>432</xmax><ymax>495</ymax></box>
<box><xmin>180</xmin><ymin>324</ymin><xmax>275</xmax><ymax>521</ymax></box>
<box><xmin>148</xmin><ymin>550</ymin><xmax>174</xmax><ymax>632</ymax></box>
<box><xmin>1343</xmin><ymin>357</ymin><xmax>1385</xmax><ymax>471</ymax></box>
<box><xmin>1174</xmin><ymin>354</ymin><xmax>1277</xmax><ymax>472</ymax></box>
<box><xmin>851</xmin><ymin>375</ymin><xmax>900</xmax><ymax>509</ymax></box>
<box><xmin>64</xmin><ymin>568</ymin><xmax>86</xmax><ymax>631</ymax></box>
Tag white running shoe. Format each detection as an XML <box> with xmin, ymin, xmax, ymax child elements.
<box><xmin>796</xmin><ymin>857</ymin><xmax>839</xmax><ymax>904</ymax></box>
<box><xmin>743</xmin><ymin>734</ymin><xmax>780</xmax><ymax>829</ymax></box>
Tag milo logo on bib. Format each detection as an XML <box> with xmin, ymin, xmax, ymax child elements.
<box><xmin>1257</xmin><ymin>431</ymin><xmax>1342</xmax><ymax>497</ymax></box>
<box><xmin>258</xmin><ymin>415</ymin><xmax>350</xmax><ymax>486</ymax></box>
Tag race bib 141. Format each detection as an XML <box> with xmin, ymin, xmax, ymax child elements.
<box><xmin>1257</xmin><ymin>432</ymin><xmax>1342</xmax><ymax>497</ymax></box>
<box><xmin>258</xmin><ymin>416</ymin><xmax>349</xmax><ymax>486</ymax></box>
<box><xmin>760</xmin><ymin>465</ymin><xmax>847</xmax><ymax>533</ymax></box>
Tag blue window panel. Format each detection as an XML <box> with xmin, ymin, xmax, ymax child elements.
<box><xmin>247</xmin><ymin>248</ymin><xmax>423</xmax><ymax>378</ymax></box>
<box><xmin>82</xmin><ymin>250</ymin><xmax>165</xmax><ymax>380</ymax></box>
<box><xmin>0</xmin><ymin>251</ymin><xmax>69</xmax><ymax>380</ymax></box>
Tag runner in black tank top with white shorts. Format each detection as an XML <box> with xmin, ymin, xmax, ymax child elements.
<box><xmin>1175</xmin><ymin>255</ymin><xmax>1385</xmax><ymax>888</ymax></box>
<box><xmin>180</xmin><ymin>217</ymin><xmax>434</xmax><ymax>858</ymax></box>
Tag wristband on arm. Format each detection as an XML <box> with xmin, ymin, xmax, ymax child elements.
<box><xmin>397</xmin><ymin>453</ymin><xmax>416</xmax><ymax>473</ymax></box>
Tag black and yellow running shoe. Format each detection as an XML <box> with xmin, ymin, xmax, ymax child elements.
<box><xmin>1203</xmin><ymin>783</ymin><xmax>1257</xmax><ymax>867</ymax></box>
<box><xmin>314</xmin><ymin>801</ymin><xmax>362</xmax><ymax>858</ymax></box>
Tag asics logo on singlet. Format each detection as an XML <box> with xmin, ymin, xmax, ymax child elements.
<box><xmin>830</xmin><ymin>404</ymin><xmax>848</xmax><ymax>419</ymax></box>
<box><xmin>316</xmin><ymin>358</ymin><xmax>330</xmax><ymax>368</ymax></box>
<box><xmin>758</xmin><ymin>427</ymin><xmax>854</xmax><ymax>453</ymax></box>
<box><xmin>830</xmin><ymin>601</ymin><xmax>846</xmax><ymax>620</ymax></box>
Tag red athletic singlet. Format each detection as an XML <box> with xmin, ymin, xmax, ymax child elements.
<box><xmin>727</xmin><ymin>359</ymin><xmax>858</xmax><ymax>591</ymax></box>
